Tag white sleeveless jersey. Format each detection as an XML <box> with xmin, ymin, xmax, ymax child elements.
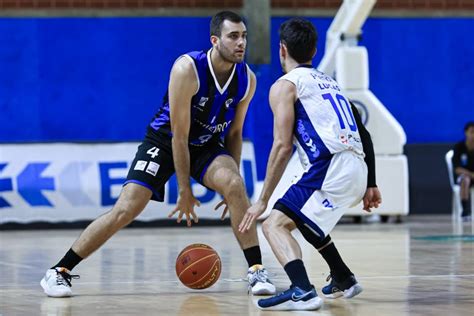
<box><xmin>278</xmin><ymin>65</ymin><xmax>364</xmax><ymax>170</ymax></box>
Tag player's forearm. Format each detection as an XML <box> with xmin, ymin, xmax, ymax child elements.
<box><xmin>259</xmin><ymin>142</ymin><xmax>292</xmax><ymax>204</ymax></box>
<box><xmin>172</xmin><ymin>137</ymin><xmax>192</xmax><ymax>194</ymax></box>
<box><xmin>455</xmin><ymin>167</ymin><xmax>473</xmax><ymax>177</ymax></box>
<box><xmin>351</xmin><ymin>103</ymin><xmax>376</xmax><ymax>187</ymax></box>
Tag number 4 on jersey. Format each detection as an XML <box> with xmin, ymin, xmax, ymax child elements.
<box><xmin>146</xmin><ymin>147</ymin><xmax>160</xmax><ymax>159</ymax></box>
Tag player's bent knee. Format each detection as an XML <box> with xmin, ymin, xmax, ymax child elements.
<box><xmin>111</xmin><ymin>203</ymin><xmax>142</xmax><ymax>226</ymax></box>
<box><xmin>222</xmin><ymin>175</ymin><xmax>245</xmax><ymax>197</ymax></box>
<box><xmin>460</xmin><ymin>175</ymin><xmax>470</xmax><ymax>186</ymax></box>
<box><xmin>261</xmin><ymin>218</ymin><xmax>273</xmax><ymax>239</ymax></box>
<box><xmin>112</xmin><ymin>208</ymin><xmax>135</xmax><ymax>226</ymax></box>
<box><xmin>262</xmin><ymin>214</ymin><xmax>288</xmax><ymax>238</ymax></box>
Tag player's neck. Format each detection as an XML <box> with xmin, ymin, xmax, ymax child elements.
<box><xmin>285</xmin><ymin>58</ymin><xmax>311</xmax><ymax>73</ymax></box>
<box><xmin>466</xmin><ymin>139</ymin><xmax>474</xmax><ymax>150</ymax></box>
<box><xmin>210</xmin><ymin>48</ymin><xmax>234</xmax><ymax>75</ymax></box>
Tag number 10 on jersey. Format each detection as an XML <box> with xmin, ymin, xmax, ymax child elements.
<box><xmin>322</xmin><ymin>93</ymin><xmax>357</xmax><ymax>132</ymax></box>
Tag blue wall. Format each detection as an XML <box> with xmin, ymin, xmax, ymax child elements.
<box><xmin>0</xmin><ymin>18</ymin><xmax>210</xmax><ymax>142</ymax></box>
<box><xmin>1</xmin><ymin>17</ymin><xmax>473</xmax><ymax>176</ymax></box>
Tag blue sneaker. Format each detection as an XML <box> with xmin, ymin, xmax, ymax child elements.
<box><xmin>322</xmin><ymin>274</ymin><xmax>363</xmax><ymax>299</ymax></box>
<box><xmin>257</xmin><ymin>286</ymin><xmax>323</xmax><ymax>311</ymax></box>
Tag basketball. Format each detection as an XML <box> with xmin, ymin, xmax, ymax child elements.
<box><xmin>175</xmin><ymin>243</ymin><xmax>221</xmax><ymax>289</ymax></box>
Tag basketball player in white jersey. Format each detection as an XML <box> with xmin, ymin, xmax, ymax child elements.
<box><xmin>239</xmin><ymin>17</ymin><xmax>381</xmax><ymax>310</ymax></box>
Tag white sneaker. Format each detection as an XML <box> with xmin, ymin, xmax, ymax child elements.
<box><xmin>247</xmin><ymin>264</ymin><xmax>276</xmax><ymax>295</ymax></box>
<box><xmin>40</xmin><ymin>267</ymin><xmax>79</xmax><ymax>297</ymax></box>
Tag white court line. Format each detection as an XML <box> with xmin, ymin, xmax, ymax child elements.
<box><xmin>1</xmin><ymin>274</ymin><xmax>473</xmax><ymax>289</ymax></box>
<box><xmin>0</xmin><ymin>261</ymin><xmax>36</xmax><ymax>269</ymax></box>
<box><xmin>357</xmin><ymin>274</ymin><xmax>474</xmax><ymax>279</ymax></box>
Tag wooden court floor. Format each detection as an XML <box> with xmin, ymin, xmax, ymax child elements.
<box><xmin>0</xmin><ymin>215</ymin><xmax>473</xmax><ymax>316</ymax></box>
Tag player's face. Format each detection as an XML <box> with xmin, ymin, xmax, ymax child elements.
<box><xmin>214</xmin><ymin>20</ymin><xmax>247</xmax><ymax>63</ymax></box>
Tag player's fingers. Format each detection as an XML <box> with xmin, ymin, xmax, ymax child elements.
<box><xmin>195</xmin><ymin>199</ymin><xmax>201</xmax><ymax>207</ymax></box>
<box><xmin>191</xmin><ymin>210</ymin><xmax>199</xmax><ymax>223</ymax></box>
<box><xmin>221</xmin><ymin>207</ymin><xmax>228</xmax><ymax>220</ymax></box>
<box><xmin>168</xmin><ymin>206</ymin><xmax>179</xmax><ymax>218</ymax></box>
<box><xmin>238</xmin><ymin>214</ymin><xmax>249</xmax><ymax>232</ymax></box>
<box><xmin>363</xmin><ymin>198</ymin><xmax>369</xmax><ymax>210</ymax></box>
<box><xmin>245</xmin><ymin>215</ymin><xmax>256</xmax><ymax>231</ymax></box>
<box><xmin>177</xmin><ymin>210</ymin><xmax>184</xmax><ymax>223</ymax></box>
<box><xmin>186</xmin><ymin>212</ymin><xmax>192</xmax><ymax>227</ymax></box>
<box><xmin>214</xmin><ymin>200</ymin><xmax>225</xmax><ymax>210</ymax></box>
<box><xmin>241</xmin><ymin>214</ymin><xmax>253</xmax><ymax>232</ymax></box>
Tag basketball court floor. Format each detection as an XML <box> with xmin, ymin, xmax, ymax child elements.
<box><xmin>1</xmin><ymin>215</ymin><xmax>473</xmax><ymax>315</ymax></box>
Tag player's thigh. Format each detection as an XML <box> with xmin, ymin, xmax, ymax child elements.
<box><xmin>114</xmin><ymin>183</ymin><xmax>153</xmax><ymax>217</ymax></box>
<box><xmin>202</xmin><ymin>154</ymin><xmax>243</xmax><ymax>194</ymax></box>
<box><xmin>125</xmin><ymin>141</ymin><xmax>175</xmax><ymax>202</ymax></box>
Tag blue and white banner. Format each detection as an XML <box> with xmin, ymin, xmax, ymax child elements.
<box><xmin>0</xmin><ymin>142</ymin><xmax>258</xmax><ymax>224</ymax></box>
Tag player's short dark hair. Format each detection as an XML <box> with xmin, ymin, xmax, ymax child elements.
<box><xmin>210</xmin><ymin>11</ymin><xmax>243</xmax><ymax>37</ymax></box>
<box><xmin>279</xmin><ymin>17</ymin><xmax>318</xmax><ymax>63</ymax></box>
<box><xmin>464</xmin><ymin>121</ymin><xmax>474</xmax><ymax>131</ymax></box>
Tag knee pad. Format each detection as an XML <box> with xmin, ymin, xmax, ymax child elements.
<box><xmin>299</xmin><ymin>227</ymin><xmax>332</xmax><ymax>249</ymax></box>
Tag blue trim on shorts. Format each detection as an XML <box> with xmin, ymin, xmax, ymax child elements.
<box><xmin>278</xmin><ymin>155</ymin><xmax>332</xmax><ymax>210</ymax></box>
<box><xmin>123</xmin><ymin>180</ymin><xmax>163</xmax><ymax>201</ymax></box>
<box><xmin>276</xmin><ymin>156</ymin><xmax>333</xmax><ymax>238</ymax></box>
<box><xmin>274</xmin><ymin>200</ymin><xmax>326</xmax><ymax>238</ymax></box>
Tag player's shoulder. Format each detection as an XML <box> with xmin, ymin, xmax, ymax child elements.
<box><xmin>270</xmin><ymin>77</ymin><xmax>296</xmax><ymax>99</ymax></box>
<box><xmin>172</xmin><ymin>53</ymin><xmax>200</xmax><ymax>75</ymax></box>
<box><xmin>183</xmin><ymin>50</ymin><xmax>206</xmax><ymax>60</ymax></box>
<box><xmin>171</xmin><ymin>61</ymin><xmax>192</xmax><ymax>79</ymax></box>
<box><xmin>243</xmin><ymin>63</ymin><xmax>256</xmax><ymax>81</ymax></box>
<box><xmin>174</xmin><ymin>50</ymin><xmax>206</xmax><ymax>69</ymax></box>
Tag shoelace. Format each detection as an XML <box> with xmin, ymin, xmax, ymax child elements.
<box><xmin>325</xmin><ymin>274</ymin><xmax>340</xmax><ymax>292</ymax></box>
<box><xmin>247</xmin><ymin>269</ymin><xmax>269</xmax><ymax>294</ymax></box>
<box><xmin>56</xmin><ymin>269</ymin><xmax>80</xmax><ymax>287</ymax></box>
<box><xmin>251</xmin><ymin>269</ymin><xmax>268</xmax><ymax>283</ymax></box>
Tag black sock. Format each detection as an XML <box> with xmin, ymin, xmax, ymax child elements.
<box><xmin>243</xmin><ymin>246</ymin><xmax>262</xmax><ymax>268</ymax></box>
<box><xmin>52</xmin><ymin>248</ymin><xmax>83</xmax><ymax>271</ymax></box>
<box><xmin>461</xmin><ymin>200</ymin><xmax>470</xmax><ymax>217</ymax></box>
<box><xmin>284</xmin><ymin>259</ymin><xmax>312</xmax><ymax>291</ymax></box>
<box><xmin>319</xmin><ymin>242</ymin><xmax>352</xmax><ymax>282</ymax></box>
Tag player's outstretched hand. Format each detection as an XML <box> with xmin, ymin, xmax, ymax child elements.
<box><xmin>239</xmin><ymin>201</ymin><xmax>266</xmax><ymax>233</ymax></box>
<box><xmin>168</xmin><ymin>190</ymin><xmax>200</xmax><ymax>227</ymax></box>
<box><xmin>363</xmin><ymin>187</ymin><xmax>382</xmax><ymax>212</ymax></box>
<box><xmin>214</xmin><ymin>199</ymin><xmax>228</xmax><ymax>220</ymax></box>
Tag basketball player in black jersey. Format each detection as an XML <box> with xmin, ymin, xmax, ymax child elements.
<box><xmin>41</xmin><ymin>11</ymin><xmax>275</xmax><ymax>298</ymax></box>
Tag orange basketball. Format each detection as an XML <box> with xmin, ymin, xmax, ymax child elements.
<box><xmin>175</xmin><ymin>243</ymin><xmax>221</xmax><ymax>290</ymax></box>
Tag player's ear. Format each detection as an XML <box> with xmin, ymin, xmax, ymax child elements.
<box><xmin>210</xmin><ymin>35</ymin><xmax>219</xmax><ymax>47</ymax></box>
<box><xmin>311</xmin><ymin>47</ymin><xmax>317</xmax><ymax>59</ymax></box>
<box><xmin>280</xmin><ymin>42</ymin><xmax>287</xmax><ymax>58</ymax></box>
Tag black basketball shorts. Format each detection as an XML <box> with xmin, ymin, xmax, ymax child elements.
<box><xmin>124</xmin><ymin>140</ymin><xmax>231</xmax><ymax>202</ymax></box>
